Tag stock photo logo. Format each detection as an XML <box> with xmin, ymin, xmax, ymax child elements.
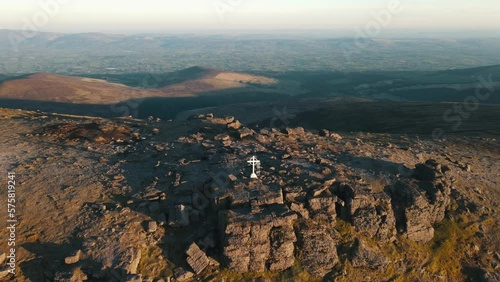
<box><xmin>8</xmin><ymin>0</ymin><xmax>71</xmax><ymax>52</ymax></box>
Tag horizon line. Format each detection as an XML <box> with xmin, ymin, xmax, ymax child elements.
<box><xmin>2</xmin><ymin>28</ymin><xmax>500</xmax><ymax>38</ymax></box>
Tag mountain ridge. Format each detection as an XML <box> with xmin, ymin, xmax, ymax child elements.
<box><xmin>0</xmin><ymin>67</ymin><xmax>278</xmax><ymax>104</ymax></box>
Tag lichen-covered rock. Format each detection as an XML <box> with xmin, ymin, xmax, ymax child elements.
<box><xmin>337</xmin><ymin>184</ymin><xmax>396</xmax><ymax>242</ymax></box>
<box><xmin>227</xmin><ymin>183</ymin><xmax>284</xmax><ymax>208</ymax></box>
<box><xmin>284</xmin><ymin>186</ymin><xmax>307</xmax><ymax>203</ymax></box>
<box><xmin>220</xmin><ymin>204</ymin><xmax>297</xmax><ymax>272</ymax></box>
<box><xmin>290</xmin><ymin>202</ymin><xmax>309</xmax><ymax>219</ymax></box>
<box><xmin>307</xmin><ymin>195</ymin><xmax>337</xmax><ymax>225</ymax></box>
<box><xmin>268</xmin><ymin>225</ymin><xmax>297</xmax><ymax>271</ymax></box>
<box><xmin>296</xmin><ymin>222</ymin><xmax>339</xmax><ymax>278</ymax></box>
<box><xmin>389</xmin><ymin>177</ymin><xmax>451</xmax><ymax>243</ymax></box>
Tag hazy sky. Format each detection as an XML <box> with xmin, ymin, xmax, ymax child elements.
<box><xmin>0</xmin><ymin>0</ymin><xmax>499</xmax><ymax>33</ymax></box>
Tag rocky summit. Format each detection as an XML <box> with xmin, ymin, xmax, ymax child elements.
<box><xmin>0</xmin><ymin>109</ymin><xmax>498</xmax><ymax>282</ymax></box>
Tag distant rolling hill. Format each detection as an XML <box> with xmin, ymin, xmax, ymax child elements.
<box><xmin>0</xmin><ymin>67</ymin><xmax>277</xmax><ymax>104</ymax></box>
<box><xmin>1</xmin><ymin>64</ymin><xmax>498</xmax><ymax>123</ymax></box>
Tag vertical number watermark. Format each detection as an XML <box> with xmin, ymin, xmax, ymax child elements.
<box><xmin>6</xmin><ymin>172</ymin><xmax>17</xmax><ymax>275</ymax></box>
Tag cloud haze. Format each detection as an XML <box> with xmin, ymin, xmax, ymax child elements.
<box><xmin>0</xmin><ymin>0</ymin><xmax>498</xmax><ymax>33</ymax></box>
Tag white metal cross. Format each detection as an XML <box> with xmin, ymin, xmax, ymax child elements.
<box><xmin>247</xmin><ymin>156</ymin><xmax>260</xmax><ymax>179</ymax></box>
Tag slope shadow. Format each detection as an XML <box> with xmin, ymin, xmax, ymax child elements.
<box><xmin>345</xmin><ymin>155</ymin><xmax>413</xmax><ymax>176</ymax></box>
<box><xmin>0</xmin><ymin>98</ymin><xmax>116</xmax><ymax>117</ymax></box>
<box><xmin>0</xmin><ymin>88</ymin><xmax>291</xmax><ymax>120</ymax></box>
<box><xmin>289</xmin><ymin>100</ymin><xmax>500</xmax><ymax>136</ymax></box>
<box><xmin>81</xmin><ymin>66</ymin><xmax>219</xmax><ymax>88</ymax></box>
<box><xmin>20</xmin><ymin>238</ymin><xmax>137</xmax><ymax>281</ymax></box>
<box><xmin>20</xmin><ymin>238</ymin><xmax>83</xmax><ymax>281</ymax></box>
<box><xmin>462</xmin><ymin>267</ymin><xmax>488</xmax><ymax>282</ymax></box>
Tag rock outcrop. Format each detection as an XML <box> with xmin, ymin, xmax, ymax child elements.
<box><xmin>391</xmin><ymin>181</ymin><xmax>450</xmax><ymax>242</ymax></box>
<box><xmin>307</xmin><ymin>194</ymin><xmax>338</xmax><ymax>226</ymax></box>
<box><xmin>219</xmin><ymin>204</ymin><xmax>297</xmax><ymax>272</ymax></box>
<box><xmin>296</xmin><ymin>222</ymin><xmax>339</xmax><ymax>277</ymax></box>
<box><xmin>412</xmin><ymin>159</ymin><xmax>449</xmax><ymax>181</ymax></box>
<box><xmin>389</xmin><ymin>160</ymin><xmax>451</xmax><ymax>242</ymax></box>
<box><xmin>336</xmin><ymin>184</ymin><xmax>396</xmax><ymax>242</ymax></box>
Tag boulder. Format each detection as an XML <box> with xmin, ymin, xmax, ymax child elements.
<box><xmin>296</xmin><ymin>223</ymin><xmax>339</xmax><ymax>278</ymax></box>
<box><xmin>250</xmin><ymin>185</ymin><xmax>284</xmax><ymax>206</ymax></box>
<box><xmin>214</xmin><ymin>134</ymin><xmax>231</xmax><ymax>141</ymax></box>
<box><xmin>329</xmin><ymin>132</ymin><xmax>343</xmax><ymax>141</ymax></box>
<box><xmin>268</xmin><ymin>225</ymin><xmax>297</xmax><ymax>271</ymax></box>
<box><xmin>413</xmin><ymin>159</ymin><xmax>445</xmax><ymax>181</ymax></box>
<box><xmin>310</xmin><ymin>183</ymin><xmax>330</xmax><ymax>197</ymax></box>
<box><xmin>147</xmin><ymin>221</ymin><xmax>157</xmax><ymax>233</ymax></box>
<box><xmin>227</xmin><ymin>121</ymin><xmax>242</xmax><ymax>130</ymax></box>
<box><xmin>208</xmin><ymin>256</ymin><xmax>220</xmax><ymax>268</ymax></box>
<box><xmin>64</xmin><ymin>250</ymin><xmax>82</xmax><ymax>265</ymax></box>
<box><xmin>230</xmin><ymin>184</ymin><xmax>284</xmax><ymax>208</ymax></box>
<box><xmin>185</xmin><ymin>243</ymin><xmax>210</xmax><ymax>274</ymax></box>
<box><xmin>0</xmin><ymin>267</ymin><xmax>10</xmax><ymax>280</ymax></box>
<box><xmin>337</xmin><ymin>184</ymin><xmax>396</xmax><ymax>242</ymax></box>
<box><xmin>307</xmin><ymin>195</ymin><xmax>338</xmax><ymax>225</ymax></box>
<box><xmin>224</xmin><ymin>116</ymin><xmax>235</xmax><ymax>123</ymax></box>
<box><xmin>220</xmin><ymin>204</ymin><xmax>297</xmax><ymax>272</ymax></box>
<box><xmin>238</xmin><ymin>128</ymin><xmax>255</xmax><ymax>139</ymax></box>
<box><xmin>290</xmin><ymin>202</ymin><xmax>309</xmax><ymax>219</ymax></box>
<box><xmin>284</xmin><ymin>186</ymin><xmax>306</xmax><ymax>203</ymax></box>
<box><xmin>173</xmin><ymin>267</ymin><xmax>194</xmax><ymax>282</ymax></box>
<box><xmin>389</xmin><ymin>179</ymin><xmax>451</xmax><ymax>243</ymax></box>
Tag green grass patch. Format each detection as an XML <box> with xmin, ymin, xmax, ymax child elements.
<box><xmin>426</xmin><ymin>217</ymin><xmax>478</xmax><ymax>280</ymax></box>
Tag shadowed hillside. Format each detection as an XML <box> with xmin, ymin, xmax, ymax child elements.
<box><xmin>0</xmin><ymin>68</ymin><xmax>278</xmax><ymax>104</ymax></box>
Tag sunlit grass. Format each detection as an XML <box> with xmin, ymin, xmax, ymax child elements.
<box><xmin>426</xmin><ymin>216</ymin><xmax>478</xmax><ymax>280</ymax></box>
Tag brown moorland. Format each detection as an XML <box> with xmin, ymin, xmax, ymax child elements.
<box><xmin>0</xmin><ymin>68</ymin><xmax>277</xmax><ymax>104</ymax></box>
